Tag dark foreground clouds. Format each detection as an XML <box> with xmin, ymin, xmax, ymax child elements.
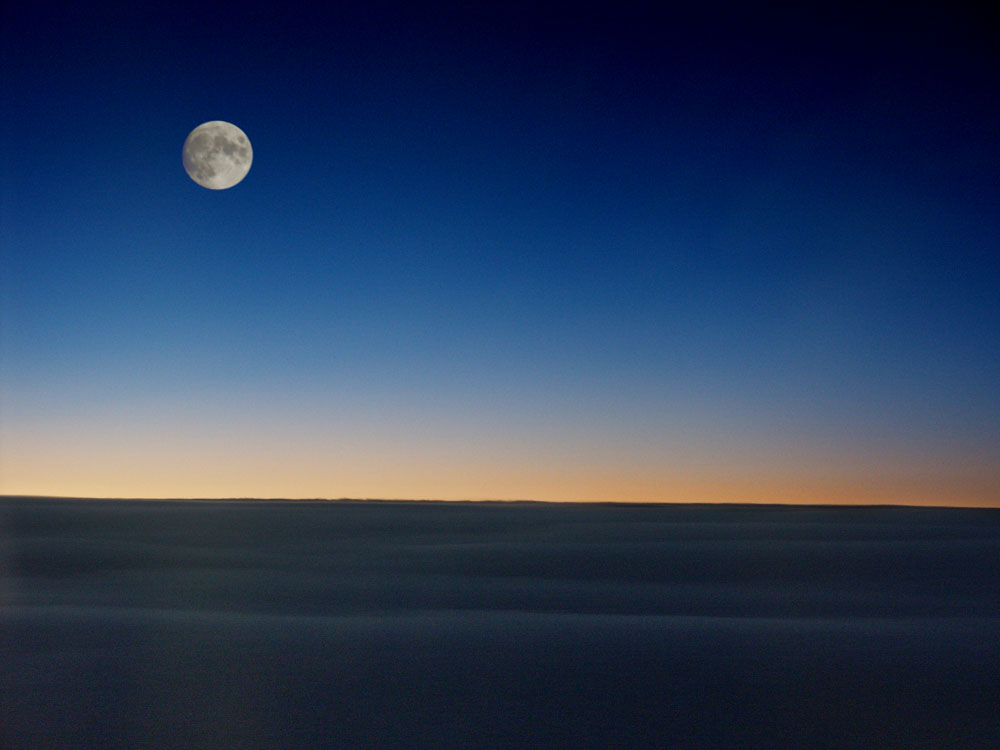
<box><xmin>2</xmin><ymin>498</ymin><xmax>999</xmax><ymax>748</ymax></box>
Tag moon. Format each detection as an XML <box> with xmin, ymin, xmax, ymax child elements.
<box><xmin>182</xmin><ymin>121</ymin><xmax>252</xmax><ymax>190</ymax></box>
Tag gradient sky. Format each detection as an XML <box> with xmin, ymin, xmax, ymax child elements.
<box><xmin>2</xmin><ymin>2</ymin><xmax>998</xmax><ymax>504</ymax></box>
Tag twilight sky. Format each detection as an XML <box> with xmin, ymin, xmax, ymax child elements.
<box><xmin>2</xmin><ymin>2</ymin><xmax>998</xmax><ymax>504</ymax></box>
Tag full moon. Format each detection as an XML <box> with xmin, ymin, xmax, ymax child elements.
<box><xmin>182</xmin><ymin>121</ymin><xmax>252</xmax><ymax>190</ymax></box>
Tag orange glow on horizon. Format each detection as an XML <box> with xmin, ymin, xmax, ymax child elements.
<box><xmin>3</xmin><ymin>409</ymin><xmax>997</xmax><ymax>507</ymax></box>
<box><xmin>3</xmin><ymin>459</ymin><xmax>997</xmax><ymax>507</ymax></box>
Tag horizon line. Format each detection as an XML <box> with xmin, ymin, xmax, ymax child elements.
<box><xmin>3</xmin><ymin>494</ymin><xmax>997</xmax><ymax>510</ymax></box>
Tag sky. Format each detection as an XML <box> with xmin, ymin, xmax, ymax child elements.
<box><xmin>2</xmin><ymin>2</ymin><xmax>998</xmax><ymax>505</ymax></box>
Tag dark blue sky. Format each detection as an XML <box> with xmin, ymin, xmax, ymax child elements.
<box><xmin>2</xmin><ymin>2</ymin><xmax>998</xmax><ymax>503</ymax></box>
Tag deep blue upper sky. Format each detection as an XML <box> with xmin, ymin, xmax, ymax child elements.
<box><xmin>2</xmin><ymin>2</ymin><xmax>998</xmax><ymax>502</ymax></box>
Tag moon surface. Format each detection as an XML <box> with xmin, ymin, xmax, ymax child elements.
<box><xmin>182</xmin><ymin>121</ymin><xmax>252</xmax><ymax>189</ymax></box>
